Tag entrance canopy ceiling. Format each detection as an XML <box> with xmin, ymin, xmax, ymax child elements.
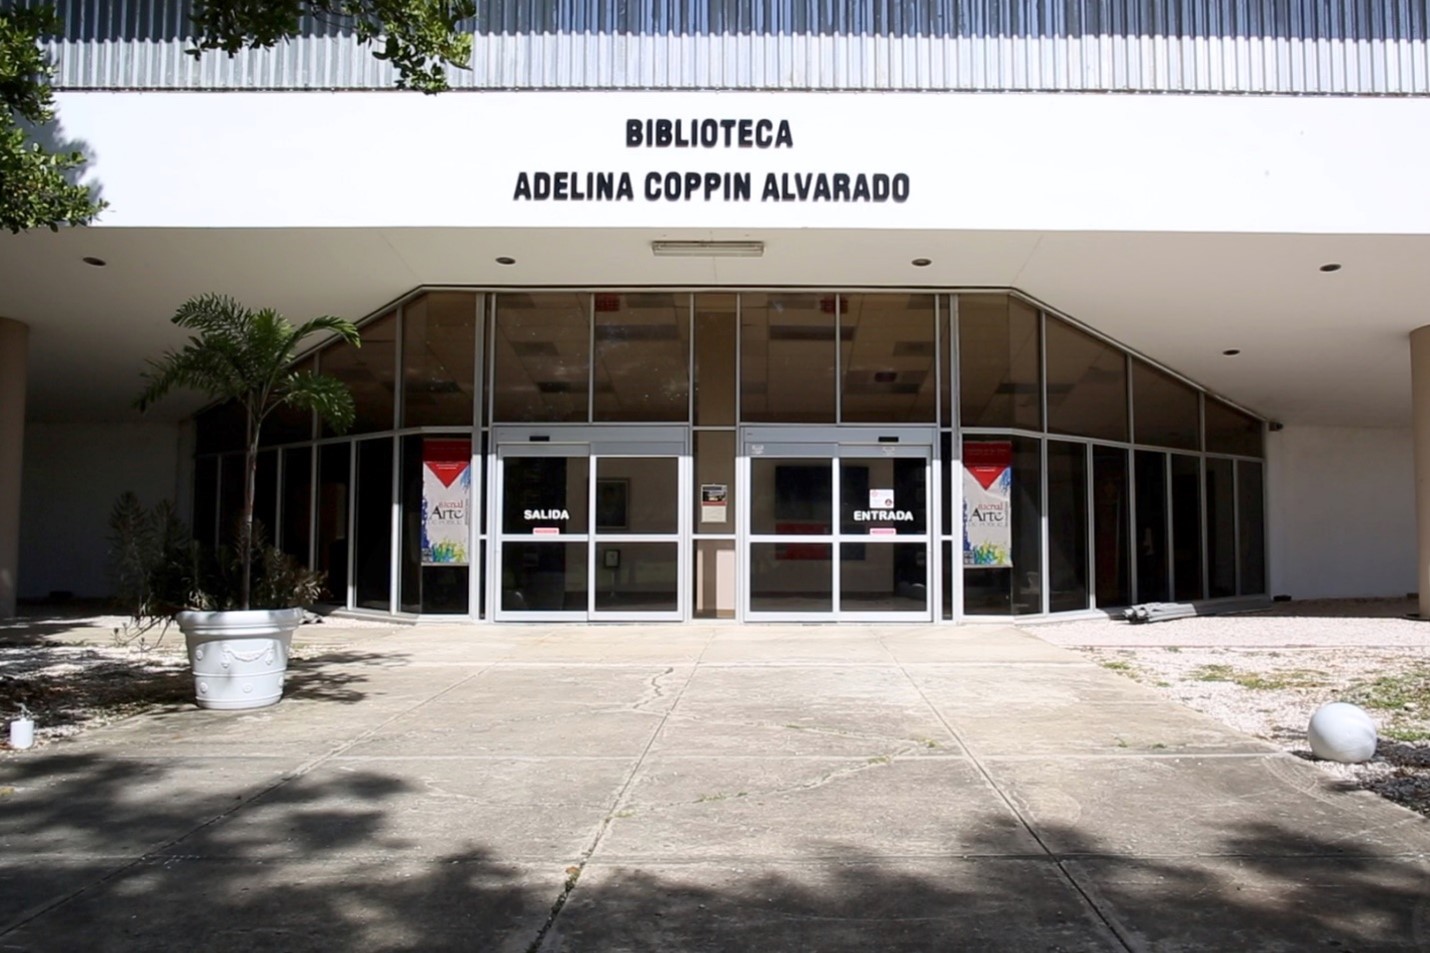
<box><xmin>0</xmin><ymin>224</ymin><xmax>1420</xmax><ymax>427</ymax></box>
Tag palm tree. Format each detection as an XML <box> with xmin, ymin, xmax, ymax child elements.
<box><xmin>137</xmin><ymin>294</ymin><xmax>361</xmax><ymax>609</ymax></box>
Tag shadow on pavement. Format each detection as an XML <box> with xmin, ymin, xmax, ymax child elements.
<box><xmin>1</xmin><ymin>748</ymin><xmax>1427</xmax><ymax>951</ymax></box>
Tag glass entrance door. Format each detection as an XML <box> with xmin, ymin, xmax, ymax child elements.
<box><xmin>493</xmin><ymin>426</ymin><xmax>687</xmax><ymax>621</ymax></box>
<box><xmin>742</xmin><ymin>427</ymin><xmax>934</xmax><ymax>621</ymax></box>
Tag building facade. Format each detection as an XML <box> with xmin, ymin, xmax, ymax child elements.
<box><xmin>3</xmin><ymin>1</ymin><xmax>1429</xmax><ymax>622</ymax></box>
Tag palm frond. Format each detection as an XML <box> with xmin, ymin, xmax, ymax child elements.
<box><xmin>282</xmin><ymin>370</ymin><xmax>358</xmax><ymax>434</ymax></box>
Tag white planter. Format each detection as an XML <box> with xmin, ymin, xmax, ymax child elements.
<box><xmin>176</xmin><ymin>608</ymin><xmax>303</xmax><ymax>710</ymax></box>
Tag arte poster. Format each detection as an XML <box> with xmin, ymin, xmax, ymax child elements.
<box><xmin>422</xmin><ymin>439</ymin><xmax>472</xmax><ymax>566</ymax></box>
<box><xmin>963</xmin><ymin>441</ymin><xmax>1012</xmax><ymax>568</ymax></box>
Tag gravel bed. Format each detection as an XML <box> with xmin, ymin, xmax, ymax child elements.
<box><xmin>0</xmin><ymin>609</ymin><xmax>381</xmax><ymax>753</ymax></box>
<box><xmin>1046</xmin><ymin>599</ymin><xmax>1430</xmax><ymax>818</ymax></box>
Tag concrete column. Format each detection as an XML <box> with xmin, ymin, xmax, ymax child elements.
<box><xmin>0</xmin><ymin>317</ymin><xmax>27</xmax><ymax>618</ymax></box>
<box><xmin>1413</xmin><ymin>326</ymin><xmax>1430</xmax><ymax>618</ymax></box>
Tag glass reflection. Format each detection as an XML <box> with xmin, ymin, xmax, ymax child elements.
<box><xmin>741</xmin><ymin>293</ymin><xmax>836</xmax><ymax>422</ymax></box>
<box><xmin>1133</xmin><ymin>361</ymin><xmax>1199</xmax><ymax>450</ymax></box>
<box><xmin>750</xmin><ymin>542</ymin><xmax>832</xmax><ymax>612</ymax></box>
<box><xmin>593</xmin><ymin>293</ymin><xmax>689</xmax><ymax>421</ymax></box>
<box><xmin>840</xmin><ymin>457</ymin><xmax>926</xmax><ymax>535</ymax></box>
<box><xmin>1206</xmin><ymin>400</ymin><xmax>1263</xmax><ymax>457</ymax></box>
<box><xmin>320</xmin><ymin>312</ymin><xmax>396</xmax><ymax>435</ymax></box>
<box><xmin>958</xmin><ymin>294</ymin><xmax>1041</xmax><ymax>430</ymax></box>
<box><xmin>403</xmin><ymin>293</ymin><xmax>476</xmax><ymax>427</ymax></box>
<box><xmin>501</xmin><ymin>542</ymin><xmax>588</xmax><ymax>611</ymax></box>
<box><xmin>1134</xmin><ymin>450</ymin><xmax>1169</xmax><ymax>603</ymax></box>
<box><xmin>1238</xmin><ymin>461</ymin><xmax>1266</xmax><ymax>594</ymax></box>
<box><xmin>492</xmin><ymin>293</ymin><xmax>590</xmax><ymax>422</ymax></box>
<box><xmin>1047</xmin><ymin>441</ymin><xmax>1089</xmax><ymax>612</ymax></box>
<box><xmin>594</xmin><ymin>542</ymin><xmax>678</xmax><ymax>611</ymax></box>
<box><xmin>1046</xmin><ymin>318</ymin><xmax>1128</xmax><ymax>441</ymax></box>
<box><xmin>750</xmin><ymin>459</ymin><xmax>831</xmax><ymax>536</ymax></box>
<box><xmin>840</xmin><ymin>294</ymin><xmax>937</xmax><ymax>423</ymax></box>
<box><xmin>502</xmin><ymin>457</ymin><xmax>589</xmax><ymax>534</ymax></box>
<box><xmin>840</xmin><ymin>542</ymin><xmax>927</xmax><ymax>612</ymax></box>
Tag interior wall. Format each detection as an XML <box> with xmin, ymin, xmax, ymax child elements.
<box><xmin>19</xmin><ymin>420</ymin><xmax>188</xmax><ymax>600</ymax></box>
<box><xmin>1266</xmin><ymin>424</ymin><xmax>1415</xmax><ymax>600</ymax></box>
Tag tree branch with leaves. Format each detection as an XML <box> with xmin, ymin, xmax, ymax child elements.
<box><xmin>2</xmin><ymin>1</ymin><xmax>471</xmax><ymax>233</ymax></box>
<box><xmin>0</xmin><ymin>5</ymin><xmax>105</xmax><ymax>233</ymax></box>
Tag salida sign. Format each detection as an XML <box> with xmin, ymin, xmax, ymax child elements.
<box><xmin>513</xmin><ymin>117</ymin><xmax>911</xmax><ymax>204</ymax></box>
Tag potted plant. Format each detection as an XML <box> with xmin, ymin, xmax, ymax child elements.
<box><xmin>136</xmin><ymin>294</ymin><xmax>360</xmax><ymax>710</ymax></box>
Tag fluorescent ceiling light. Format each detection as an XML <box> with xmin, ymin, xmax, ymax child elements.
<box><xmin>651</xmin><ymin>240</ymin><xmax>764</xmax><ymax>258</ymax></box>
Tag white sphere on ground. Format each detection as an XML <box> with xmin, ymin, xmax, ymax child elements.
<box><xmin>1307</xmin><ymin>702</ymin><xmax>1378</xmax><ymax>763</ymax></box>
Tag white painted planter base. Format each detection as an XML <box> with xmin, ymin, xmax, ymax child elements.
<box><xmin>177</xmin><ymin>608</ymin><xmax>302</xmax><ymax>710</ymax></box>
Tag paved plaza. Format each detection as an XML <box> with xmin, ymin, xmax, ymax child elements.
<box><xmin>2</xmin><ymin>622</ymin><xmax>1428</xmax><ymax>951</ymax></box>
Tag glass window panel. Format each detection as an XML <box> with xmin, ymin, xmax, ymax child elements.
<box><xmin>958</xmin><ymin>294</ymin><xmax>1041</xmax><ymax>430</ymax></box>
<box><xmin>218</xmin><ymin>453</ymin><xmax>243</xmax><ymax>546</ymax></box>
<box><xmin>319</xmin><ymin>312</ymin><xmax>396</xmax><ymax>436</ymax></box>
<box><xmin>1092</xmin><ymin>446</ymin><xmax>1131</xmax><ymax>608</ymax></box>
<box><xmin>1206</xmin><ymin>458</ymin><xmax>1237</xmax><ymax>598</ymax></box>
<box><xmin>1238</xmin><ymin>461</ymin><xmax>1267</xmax><ymax>594</ymax></box>
<box><xmin>492</xmin><ymin>293</ymin><xmax>590</xmax><ymax>422</ymax></box>
<box><xmin>403</xmin><ymin>293</ymin><xmax>476</xmax><ymax>427</ymax></box>
<box><xmin>962</xmin><ymin>436</ymin><xmax>1041</xmax><ymax>615</ymax></box>
<box><xmin>280</xmin><ymin>446</ymin><xmax>312</xmax><ymax>566</ymax></box>
<box><xmin>354</xmin><ymin>437</ymin><xmax>393</xmax><ymax>611</ymax></box>
<box><xmin>501</xmin><ymin>542</ymin><xmax>588</xmax><ymax>611</ymax></box>
<box><xmin>694</xmin><ymin>431</ymin><xmax>736</xmax><ymax>534</ymax></box>
<box><xmin>400</xmin><ymin>435</ymin><xmax>470</xmax><ymax>614</ymax></box>
<box><xmin>594</xmin><ymin>293</ymin><xmax>689</xmax><ymax>421</ymax></box>
<box><xmin>840</xmin><ymin>457</ymin><xmax>926</xmax><ymax>535</ymax></box>
<box><xmin>262</xmin><ymin>357</ymin><xmax>316</xmax><ymax>445</ymax></box>
<box><xmin>1046</xmin><ymin>318</ymin><xmax>1128</xmax><ymax>441</ymax></box>
<box><xmin>694</xmin><ymin>539</ymin><xmax>737</xmax><ymax>619</ymax></box>
<box><xmin>595</xmin><ymin>457</ymin><xmax>677</xmax><ymax>534</ymax></box>
<box><xmin>750</xmin><ymin>459</ymin><xmax>831</xmax><ymax>536</ymax></box>
<box><xmin>1047</xmin><ymin>440</ymin><xmax>1089</xmax><ymax>613</ymax></box>
<box><xmin>750</xmin><ymin>542</ymin><xmax>832</xmax><ymax>612</ymax></box>
<box><xmin>840</xmin><ymin>294</ymin><xmax>937</xmax><ymax>423</ymax></box>
<box><xmin>694</xmin><ymin>294</ymin><xmax>738</xmax><ymax>425</ymax></box>
<box><xmin>1171</xmin><ymin>455</ymin><xmax>1205</xmax><ymax>602</ymax></box>
<box><xmin>1133</xmin><ymin>360</ymin><xmax>1199</xmax><ymax>450</ymax></box>
<box><xmin>1134</xmin><ymin>450</ymin><xmax>1170</xmax><ymax>603</ymax></box>
<box><xmin>594</xmin><ymin>542</ymin><xmax>678</xmax><ymax>611</ymax></box>
<box><xmin>196</xmin><ymin>401</ymin><xmax>245</xmax><ymax>454</ymax></box>
<box><xmin>1206</xmin><ymin>399</ymin><xmax>1263</xmax><ymax>457</ymax></box>
<box><xmin>254</xmin><ymin>450</ymin><xmax>278</xmax><ymax>542</ymax></box>
<box><xmin>193</xmin><ymin>456</ymin><xmax>218</xmax><ymax>551</ymax></box>
<box><xmin>840</xmin><ymin>542</ymin><xmax>928</xmax><ymax>613</ymax></box>
<box><xmin>317</xmin><ymin>443</ymin><xmax>351</xmax><ymax>603</ymax></box>
<box><xmin>740</xmin><ymin>293</ymin><xmax>836</xmax><ymax>422</ymax></box>
<box><xmin>502</xmin><ymin>456</ymin><xmax>589</xmax><ymax>534</ymax></box>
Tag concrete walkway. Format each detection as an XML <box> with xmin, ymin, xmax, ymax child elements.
<box><xmin>2</xmin><ymin>623</ymin><xmax>1428</xmax><ymax>951</ymax></box>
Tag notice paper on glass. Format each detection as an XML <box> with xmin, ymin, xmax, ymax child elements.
<box><xmin>701</xmin><ymin>484</ymin><xmax>728</xmax><ymax>523</ymax></box>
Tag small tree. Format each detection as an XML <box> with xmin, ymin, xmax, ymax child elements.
<box><xmin>136</xmin><ymin>294</ymin><xmax>360</xmax><ymax>610</ymax></box>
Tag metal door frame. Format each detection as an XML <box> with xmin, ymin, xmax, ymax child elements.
<box><xmin>490</xmin><ymin>425</ymin><xmax>689</xmax><ymax>622</ymax></box>
<box><xmin>740</xmin><ymin>425</ymin><xmax>936</xmax><ymax>623</ymax></box>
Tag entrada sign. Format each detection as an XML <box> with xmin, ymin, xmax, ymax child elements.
<box><xmin>513</xmin><ymin>118</ymin><xmax>911</xmax><ymax>204</ymax></box>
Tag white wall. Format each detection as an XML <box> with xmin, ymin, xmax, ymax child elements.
<box><xmin>55</xmin><ymin>90</ymin><xmax>1430</xmax><ymax>234</ymax></box>
<box><xmin>1267</xmin><ymin>425</ymin><xmax>1416</xmax><ymax>600</ymax></box>
<box><xmin>19</xmin><ymin>421</ymin><xmax>187</xmax><ymax>600</ymax></box>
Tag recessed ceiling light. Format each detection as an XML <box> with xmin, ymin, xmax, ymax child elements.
<box><xmin>1222</xmin><ymin>349</ymin><xmax>1241</xmax><ymax>356</ymax></box>
<box><xmin>1319</xmin><ymin>262</ymin><xmax>1342</xmax><ymax>273</ymax></box>
<box><xmin>495</xmin><ymin>256</ymin><xmax>516</xmax><ymax>265</ymax></box>
<box><xmin>911</xmin><ymin>258</ymin><xmax>931</xmax><ymax>267</ymax></box>
<box><xmin>82</xmin><ymin>256</ymin><xmax>106</xmax><ymax>267</ymax></box>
